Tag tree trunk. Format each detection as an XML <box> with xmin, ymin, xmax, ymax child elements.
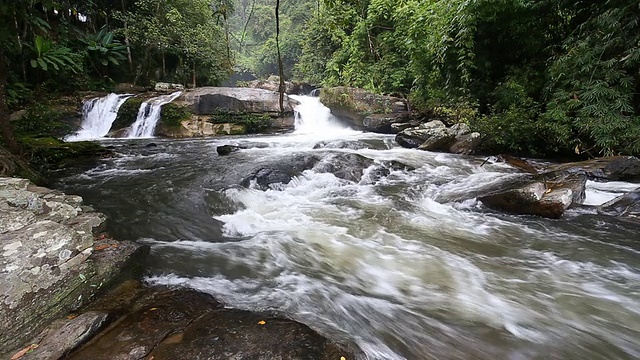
<box><xmin>275</xmin><ymin>0</ymin><xmax>285</xmax><ymax>115</ymax></box>
<box><xmin>121</xmin><ymin>0</ymin><xmax>134</xmax><ymax>73</ymax></box>
<box><xmin>0</xmin><ymin>53</ymin><xmax>20</xmax><ymax>154</ymax></box>
<box><xmin>192</xmin><ymin>61</ymin><xmax>197</xmax><ymax>88</ymax></box>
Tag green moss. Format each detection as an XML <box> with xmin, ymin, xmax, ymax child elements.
<box><xmin>12</xmin><ymin>103</ymin><xmax>74</xmax><ymax>138</ymax></box>
<box><xmin>160</xmin><ymin>103</ymin><xmax>190</xmax><ymax>127</ymax></box>
<box><xmin>112</xmin><ymin>97</ymin><xmax>143</xmax><ymax>130</ymax></box>
<box><xmin>18</xmin><ymin>136</ymin><xmax>111</xmax><ymax>173</ymax></box>
<box><xmin>208</xmin><ymin>112</ymin><xmax>271</xmax><ymax>134</ymax></box>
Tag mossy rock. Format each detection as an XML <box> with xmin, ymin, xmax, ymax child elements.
<box><xmin>112</xmin><ymin>97</ymin><xmax>144</xmax><ymax>130</ymax></box>
<box><xmin>19</xmin><ymin>136</ymin><xmax>111</xmax><ymax>173</ymax></box>
<box><xmin>208</xmin><ymin>112</ymin><xmax>271</xmax><ymax>134</ymax></box>
<box><xmin>160</xmin><ymin>103</ymin><xmax>191</xmax><ymax>128</ymax></box>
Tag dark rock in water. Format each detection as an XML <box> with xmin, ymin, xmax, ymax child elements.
<box><xmin>313</xmin><ymin>140</ymin><xmax>371</xmax><ymax>150</ymax></box>
<box><xmin>241</xmin><ymin>152</ymin><xmax>390</xmax><ymax>189</ymax></box>
<box><xmin>145</xmin><ymin>142</ymin><xmax>158</xmax><ymax>148</ymax></box>
<box><xmin>362</xmin><ymin>113</ymin><xmax>409</xmax><ymax>133</ymax></box>
<box><xmin>546</xmin><ymin>156</ymin><xmax>640</xmax><ymax>182</ymax></box>
<box><xmin>313</xmin><ymin>153</ymin><xmax>375</xmax><ymax>182</ymax></box>
<box><xmin>217</xmin><ymin>144</ymin><xmax>242</xmax><ymax>156</ymax></box>
<box><xmin>479</xmin><ymin>171</ymin><xmax>587</xmax><ymax>218</ymax></box>
<box><xmin>391</xmin><ymin>121</ymin><xmax>419</xmax><ymax>133</ymax></box>
<box><xmin>395</xmin><ymin>120</ymin><xmax>482</xmax><ymax>154</ymax></box>
<box><xmin>598</xmin><ymin>191</ymin><xmax>640</xmax><ymax>221</ymax></box>
<box><xmin>63</xmin><ymin>286</ymin><xmax>357</xmax><ymax>360</ymax></box>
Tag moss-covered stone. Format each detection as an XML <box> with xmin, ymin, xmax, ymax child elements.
<box><xmin>112</xmin><ymin>97</ymin><xmax>143</xmax><ymax>130</ymax></box>
<box><xmin>208</xmin><ymin>112</ymin><xmax>271</xmax><ymax>134</ymax></box>
<box><xmin>18</xmin><ymin>136</ymin><xmax>111</xmax><ymax>174</ymax></box>
<box><xmin>160</xmin><ymin>103</ymin><xmax>191</xmax><ymax>128</ymax></box>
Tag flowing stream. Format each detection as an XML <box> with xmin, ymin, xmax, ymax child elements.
<box><xmin>65</xmin><ymin>93</ymin><xmax>133</xmax><ymax>141</ymax></box>
<box><xmin>55</xmin><ymin>96</ymin><xmax>640</xmax><ymax>359</ymax></box>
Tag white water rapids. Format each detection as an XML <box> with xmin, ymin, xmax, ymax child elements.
<box><xmin>56</xmin><ymin>96</ymin><xmax>640</xmax><ymax>359</ymax></box>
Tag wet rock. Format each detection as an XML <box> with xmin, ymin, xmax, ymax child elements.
<box><xmin>598</xmin><ymin>191</ymin><xmax>640</xmax><ymax>221</ymax></box>
<box><xmin>156</xmin><ymin>117</ymin><xmax>246</xmax><ymax>137</ymax></box>
<box><xmin>362</xmin><ymin>113</ymin><xmax>410</xmax><ymax>133</ymax></box>
<box><xmin>243</xmin><ymin>78</ymin><xmax>315</xmax><ymax>95</ymax></box>
<box><xmin>64</xmin><ymin>287</ymin><xmax>357</xmax><ymax>360</ymax></box>
<box><xmin>546</xmin><ymin>156</ymin><xmax>640</xmax><ymax>182</ymax></box>
<box><xmin>145</xmin><ymin>142</ymin><xmax>158</xmax><ymax>148</ymax></box>
<box><xmin>391</xmin><ymin>121</ymin><xmax>420</xmax><ymax>133</ymax></box>
<box><xmin>319</xmin><ymin>87</ymin><xmax>409</xmax><ymax>131</ymax></box>
<box><xmin>449</xmin><ymin>132</ymin><xmax>481</xmax><ymax>155</ymax></box>
<box><xmin>395</xmin><ymin>120</ymin><xmax>450</xmax><ymax>149</ymax></box>
<box><xmin>479</xmin><ymin>172</ymin><xmax>587</xmax><ymax>218</ymax></box>
<box><xmin>241</xmin><ymin>152</ymin><xmax>385</xmax><ymax>189</ymax></box>
<box><xmin>20</xmin><ymin>312</ymin><xmax>111</xmax><ymax>360</ymax></box>
<box><xmin>217</xmin><ymin>145</ymin><xmax>242</xmax><ymax>156</ymax></box>
<box><xmin>0</xmin><ymin>177</ymin><xmax>148</xmax><ymax>352</ymax></box>
<box><xmin>313</xmin><ymin>140</ymin><xmax>372</xmax><ymax>150</ymax></box>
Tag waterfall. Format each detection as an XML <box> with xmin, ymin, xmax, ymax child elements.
<box><xmin>65</xmin><ymin>93</ymin><xmax>132</xmax><ymax>142</ymax></box>
<box><xmin>126</xmin><ymin>91</ymin><xmax>182</xmax><ymax>138</ymax></box>
<box><xmin>288</xmin><ymin>95</ymin><xmax>352</xmax><ymax>135</ymax></box>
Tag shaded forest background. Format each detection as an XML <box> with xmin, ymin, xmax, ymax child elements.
<box><xmin>1</xmin><ymin>0</ymin><xmax>639</xmax><ymax>158</ymax></box>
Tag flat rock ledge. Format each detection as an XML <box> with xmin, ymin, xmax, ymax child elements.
<box><xmin>0</xmin><ymin>177</ymin><xmax>147</xmax><ymax>354</ymax></box>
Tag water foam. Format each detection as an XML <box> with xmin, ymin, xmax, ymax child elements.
<box><xmin>65</xmin><ymin>93</ymin><xmax>132</xmax><ymax>141</ymax></box>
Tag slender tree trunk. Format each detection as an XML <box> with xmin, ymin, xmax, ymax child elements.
<box><xmin>0</xmin><ymin>54</ymin><xmax>20</xmax><ymax>154</ymax></box>
<box><xmin>162</xmin><ymin>51</ymin><xmax>166</xmax><ymax>79</ymax></box>
<box><xmin>275</xmin><ymin>0</ymin><xmax>285</xmax><ymax>115</ymax></box>
<box><xmin>192</xmin><ymin>61</ymin><xmax>197</xmax><ymax>88</ymax></box>
<box><xmin>121</xmin><ymin>0</ymin><xmax>133</xmax><ymax>73</ymax></box>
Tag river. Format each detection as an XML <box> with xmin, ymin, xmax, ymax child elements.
<box><xmin>54</xmin><ymin>96</ymin><xmax>640</xmax><ymax>359</ymax></box>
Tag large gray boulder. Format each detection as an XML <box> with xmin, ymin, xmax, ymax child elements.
<box><xmin>319</xmin><ymin>87</ymin><xmax>409</xmax><ymax>132</ymax></box>
<box><xmin>395</xmin><ymin>120</ymin><xmax>481</xmax><ymax>154</ymax></box>
<box><xmin>0</xmin><ymin>177</ymin><xmax>146</xmax><ymax>353</ymax></box>
<box><xmin>479</xmin><ymin>171</ymin><xmax>587</xmax><ymax>218</ymax></box>
<box><xmin>177</xmin><ymin>87</ymin><xmax>299</xmax><ymax>116</ymax></box>
<box><xmin>546</xmin><ymin>156</ymin><xmax>640</xmax><ymax>182</ymax></box>
<box><xmin>597</xmin><ymin>190</ymin><xmax>640</xmax><ymax>223</ymax></box>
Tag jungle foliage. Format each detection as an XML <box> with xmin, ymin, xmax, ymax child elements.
<box><xmin>295</xmin><ymin>0</ymin><xmax>640</xmax><ymax>157</ymax></box>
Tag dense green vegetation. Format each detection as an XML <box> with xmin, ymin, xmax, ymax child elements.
<box><xmin>294</xmin><ymin>0</ymin><xmax>640</xmax><ymax>157</ymax></box>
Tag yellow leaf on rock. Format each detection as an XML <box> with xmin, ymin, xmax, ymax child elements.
<box><xmin>11</xmin><ymin>344</ymin><xmax>38</xmax><ymax>360</ymax></box>
<box><xmin>340</xmin><ymin>357</ymin><xmax>347</xmax><ymax>360</ymax></box>
<box><xmin>258</xmin><ymin>320</ymin><xmax>266</xmax><ymax>325</ymax></box>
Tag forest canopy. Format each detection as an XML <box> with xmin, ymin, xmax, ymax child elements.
<box><xmin>1</xmin><ymin>0</ymin><xmax>639</xmax><ymax>158</ymax></box>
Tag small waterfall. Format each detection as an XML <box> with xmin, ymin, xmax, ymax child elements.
<box><xmin>126</xmin><ymin>91</ymin><xmax>182</xmax><ymax>138</ymax></box>
<box><xmin>288</xmin><ymin>95</ymin><xmax>352</xmax><ymax>135</ymax></box>
<box><xmin>65</xmin><ymin>93</ymin><xmax>132</xmax><ymax>142</ymax></box>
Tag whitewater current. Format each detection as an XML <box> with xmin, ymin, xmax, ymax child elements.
<box><xmin>55</xmin><ymin>96</ymin><xmax>640</xmax><ymax>359</ymax></box>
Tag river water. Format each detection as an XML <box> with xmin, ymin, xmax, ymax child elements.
<box><xmin>55</xmin><ymin>96</ymin><xmax>640</xmax><ymax>359</ymax></box>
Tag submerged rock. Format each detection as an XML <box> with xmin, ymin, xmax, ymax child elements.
<box><xmin>58</xmin><ymin>285</ymin><xmax>357</xmax><ymax>360</ymax></box>
<box><xmin>0</xmin><ymin>177</ymin><xmax>147</xmax><ymax>353</ymax></box>
<box><xmin>217</xmin><ymin>144</ymin><xmax>242</xmax><ymax>156</ymax></box>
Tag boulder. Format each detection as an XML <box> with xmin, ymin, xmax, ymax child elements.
<box><xmin>479</xmin><ymin>171</ymin><xmax>587</xmax><ymax>218</ymax></box>
<box><xmin>0</xmin><ymin>177</ymin><xmax>147</xmax><ymax>352</ymax></box>
<box><xmin>546</xmin><ymin>156</ymin><xmax>640</xmax><ymax>182</ymax></box>
<box><xmin>597</xmin><ymin>191</ymin><xmax>640</xmax><ymax>221</ymax></box>
<box><xmin>243</xmin><ymin>78</ymin><xmax>315</xmax><ymax>95</ymax></box>
<box><xmin>391</xmin><ymin>121</ymin><xmax>419</xmax><ymax>133</ymax></box>
<box><xmin>177</xmin><ymin>87</ymin><xmax>299</xmax><ymax>116</ymax></box>
<box><xmin>217</xmin><ymin>145</ymin><xmax>242</xmax><ymax>156</ymax></box>
<box><xmin>319</xmin><ymin>87</ymin><xmax>408</xmax><ymax>131</ymax></box>
<box><xmin>362</xmin><ymin>113</ymin><xmax>410</xmax><ymax>133</ymax></box>
<box><xmin>114</xmin><ymin>83</ymin><xmax>146</xmax><ymax>93</ymax></box>
<box><xmin>395</xmin><ymin>120</ymin><xmax>481</xmax><ymax>154</ymax></box>
<box><xmin>61</xmin><ymin>287</ymin><xmax>358</xmax><ymax>360</ymax></box>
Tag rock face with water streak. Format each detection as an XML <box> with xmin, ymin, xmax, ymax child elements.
<box><xmin>319</xmin><ymin>87</ymin><xmax>409</xmax><ymax>133</ymax></box>
<box><xmin>0</xmin><ymin>177</ymin><xmax>146</xmax><ymax>353</ymax></box>
<box><xmin>395</xmin><ymin>120</ymin><xmax>482</xmax><ymax>154</ymax></box>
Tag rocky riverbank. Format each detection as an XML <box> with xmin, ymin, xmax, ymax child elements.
<box><xmin>0</xmin><ymin>177</ymin><xmax>358</xmax><ymax>359</ymax></box>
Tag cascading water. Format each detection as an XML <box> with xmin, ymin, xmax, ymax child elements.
<box><xmin>65</xmin><ymin>93</ymin><xmax>132</xmax><ymax>142</ymax></box>
<box><xmin>289</xmin><ymin>94</ymin><xmax>355</xmax><ymax>136</ymax></box>
<box><xmin>126</xmin><ymin>91</ymin><xmax>182</xmax><ymax>138</ymax></box>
